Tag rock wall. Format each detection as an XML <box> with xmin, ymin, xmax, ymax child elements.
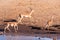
<box><xmin>0</xmin><ymin>0</ymin><xmax>60</xmax><ymax>27</ymax></box>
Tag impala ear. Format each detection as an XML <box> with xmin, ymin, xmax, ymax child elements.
<box><xmin>29</xmin><ymin>7</ymin><xmax>32</xmax><ymax>11</ymax></box>
<box><xmin>51</xmin><ymin>16</ymin><xmax>54</xmax><ymax>19</ymax></box>
<box><xmin>19</xmin><ymin>14</ymin><xmax>21</xmax><ymax>18</ymax></box>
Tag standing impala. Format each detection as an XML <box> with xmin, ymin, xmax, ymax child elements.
<box><xmin>45</xmin><ymin>16</ymin><xmax>54</xmax><ymax>29</ymax></box>
<box><xmin>4</xmin><ymin>15</ymin><xmax>21</xmax><ymax>32</ymax></box>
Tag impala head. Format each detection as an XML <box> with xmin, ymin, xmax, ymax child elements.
<box><xmin>29</xmin><ymin>10</ymin><xmax>34</xmax><ymax>16</ymax></box>
<box><xmin>28</xmin><ymin>7</ymin><xmax>34</xmax><ymax>15</ymax></box>
<box><xmin>51</xmin><ymin>16</ymin><xmax>54</xmax><ymax>19</ymax></box>
<box><xmin>50</xmin><ymin>16</ymin><xmax>55</xmax><ymax>21</ymax></box>
<box><xmin>16</xmin><ymin>14</ymin><xmax>21</xmax><ymax>22</ymax></box>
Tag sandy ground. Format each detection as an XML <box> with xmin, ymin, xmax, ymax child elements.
<box><xmin>0</xmin><ymin>0</ymin><xmax>60</xmax><ymax>27</ymax></box>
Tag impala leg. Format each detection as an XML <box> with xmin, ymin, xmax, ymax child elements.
<box><xmin>4</xmin><ymin>24</ymin><xmax>11</xmax><ymax>32</ymax></box>
<box><xmin>14</xmin><ymin>26</ymin><xmax>16</xmax><ymax>32</ymax></box>
<box><xmin>45</xmin><ymin>25</ymin><xmax>48</xmax><ymax>29</ymax></box>
<box><xmin>45</xmin><ymin>24</ymin><xmax>50</xmax><ymax>30</ymax></box>
<box><xmin>16</xmin><ymin>25</ymin><xmax>18</xmax><ymax>31</ymax></box>
<box><xmin>14</xmin><ymin>25</ymin><xmax>18</xmax><ymax>32</ymax></box>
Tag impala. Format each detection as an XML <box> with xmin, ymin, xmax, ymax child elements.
<box><xmin>19</xmin><ymin>9</ymin><xmax>34</xmax><ymax>23</ymax></box>
<box><xmin>4</xmin><ymin>15</ymin><xmax>21</xmax><ymax>32</ymax></box>
<box><xmin>45</xmin><ymin>16</ymin><xmax>54</xmax><ymax>29</ymax></box>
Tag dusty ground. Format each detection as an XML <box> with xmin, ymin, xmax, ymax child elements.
<box><xmin>0</xmin><ymin>0</ymin><xmax>60</xmax><ymax>27</ymax></box>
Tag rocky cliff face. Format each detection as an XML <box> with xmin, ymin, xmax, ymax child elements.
<box><xmin>0</xmin><ymin>0</ymin><xmax>60</xmax><ymax>27</ymax></box>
